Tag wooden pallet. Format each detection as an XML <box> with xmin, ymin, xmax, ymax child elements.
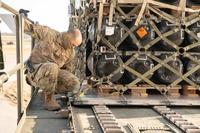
<box><xmin>97</xmin><ymin>84</ymin><xmax>123</xmax><ymax>96</ymax></box>
<box><xmin>96</xmin><ymin>84</ymin><xmax>181</xmax><ymax>97</ymax></box>
<box><xmin>183</xmin><ymin>85</ymin><xmax>199</xmax><ymax>97</ymax></box>
<box><xmin>129</xmin><ymin>85</ymin><xmax>181</xmax><ymax>97</ymax></box>
<box><xmin>191</xmin><ymin>6</ymin><xmax>200</xmax><ymax>10</ymax></box>
<box><xmin>129</xmin><ymin>84</ymin><xmax>149</xmax><ymax>97</ymax></box>
<box><xmin>167</xmin><ymin>88</ymin><xmax>180</xmax><ymax>97</ymax></box>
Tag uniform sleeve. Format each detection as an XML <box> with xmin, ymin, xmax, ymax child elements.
<box><xmin>24</xmin><ymin>20</ymin><xmax>59</xmax><ymax>41</ymax></box>
<box><xmin>61</xmin><ymin>48</ymin><xmax>76</xmax><ymax>72</ymax></box>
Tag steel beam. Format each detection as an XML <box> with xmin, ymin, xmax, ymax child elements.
<box><xmin>31</xmin><ymin>36</ymin><xmax>35</xmax><ymax>95</ymax></box>
<box><xmin>1</xmin><ymin>1</ymin><xmax>18</xmax><ymax>15</ymax></box>
<box><xmin>16</xmin><ymin>14</ymin><xmax>24</xmax><ymax>123</ymax></box>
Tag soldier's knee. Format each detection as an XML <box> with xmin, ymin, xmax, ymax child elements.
<box><xmin>44</xmin><ymin>63</ymin><xmax>59</xmax><ymax>77</ymax></box>
<box><xmin>73</xmin><ymin>78</ymin><xmax>80</xmax><ymax>89</ymax></box>
<box><xmin>71</xmin><ymin>78</ymin><xmax>80</xmax><ymax>94</ymax></box>
<box><xmin>47</xmin><ymin>63</ymin><xmax>59</xmax><ymax>71</ymax></box>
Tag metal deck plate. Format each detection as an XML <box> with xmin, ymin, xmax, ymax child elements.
<box><xmin>71</xmin><ymin>106</ymin><xmax>182</xmax><ymax>133</ymax></box>
<box><xmin>17</xmin><ymin>93</ymin><xmax>200</xmax><ymax>133</ymax></box>
<box><xmin>17</xmin><ymin>94</ymin><xmax>70</xmax><ymax>133</ymax></box>
<box><xmin>73</xmin><ymin>95</ymin><xmax>200</xmax><ymax>106</ymax></box>
<box><xmin>111</xmin><ymin>107</ymin><xmax>181</xmax><ymax>132</ymax></box>
<box><xmin>20</xmin><ymin>119</ymin><xmax>68</xmax><ymax>133</ymax></box>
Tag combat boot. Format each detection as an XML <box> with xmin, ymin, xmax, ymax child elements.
<box><xmin>44</xmin><ymin>94</ymin><xmax>61</xmax><ymax>111</ymax></box>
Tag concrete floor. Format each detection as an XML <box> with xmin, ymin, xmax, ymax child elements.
<box><xmin>0</xmin><ymin>95</ymin><xmax>17</xmax><ymax>133</ymax></box>
<box><xmin>0</xmin><ymin>44</ymin><xmax>31</xmax><ymax>133</ymax></box>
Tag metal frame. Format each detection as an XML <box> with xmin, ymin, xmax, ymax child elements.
<box><xmin>0</xmin><ymin>1</ymin><xmax>35</xmax><ymax>123</ymax></box>
<box><xmin>73</xmin><ymin>95</ymin><xmax>200</xmax><ymax>106</ymax></box>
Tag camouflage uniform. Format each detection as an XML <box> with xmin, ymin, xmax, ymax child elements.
<box><xmin>25</xmin><ymin>22</ymin><xmax>80</xmax><ymax>96</ymax></box>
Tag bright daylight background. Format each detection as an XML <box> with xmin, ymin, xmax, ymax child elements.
<box><xmin>0</xmin><ymin>0</ymin><xmax>70</xmax><ymax>32</ymax></box>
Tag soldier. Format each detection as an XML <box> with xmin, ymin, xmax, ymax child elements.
<box><xmin>24</xmin><ymin>20</ymin><xmax>82</xmax><ymax>111</ymax></box>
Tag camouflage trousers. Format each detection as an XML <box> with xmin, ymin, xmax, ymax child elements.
<box><xmin>26</xmin><ymin>62</ymin><xmax>80</xmax><ymax>95</ymax></box>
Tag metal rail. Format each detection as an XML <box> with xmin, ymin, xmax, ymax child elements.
<box><xmin>0</xmin><ymin>1</ymin><xmax>35</xmax><ymax>123</ymax></box>
<box><xmin>70</xmin><ymin>103</ymin><xmax>200</xmax><ymax>132</ymax></box>
<box><xmin>1</xmin><ymin>1</ymin><xmax>19</xmax><ymax>15</ymax></box>
<box><xmin>92</xmin><ymin>105</ymin><xmax>200</xmax><ymax>133</ymax></box>
<box><xmin>127</xmin><ymin>123</ymin><xmax>174</xmax><ymax>133</ymax></box>
<box><xmin>16</xmin><ymin>13</ymin><xmax>24</xmax><ymax>123</ymax></box>
<box><xmin>92</xmin><ymin>105</ymin><xmax>124</xmax><ymax>133</ymax></box>
<box><xmin>153</xmin><ymin>106</ymin><xmax>200</xmax><ymax>133</ymax></box>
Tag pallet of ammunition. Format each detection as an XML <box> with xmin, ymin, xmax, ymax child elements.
<box><xmin>70</xmin><ymin>0</ymin><xmax>200</xmax><ymax>97</ymax></box>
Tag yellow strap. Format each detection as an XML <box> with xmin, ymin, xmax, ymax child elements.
<box><xmin>79</xmin><ymin>92</ymin><xmax>84</xmax><ymax>97</ymax></box>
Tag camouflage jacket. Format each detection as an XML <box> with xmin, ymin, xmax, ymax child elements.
<box><xmin>24</xmin><ymin>21</ymin><xmax>75</xmax><ymax>71</ymax></box>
